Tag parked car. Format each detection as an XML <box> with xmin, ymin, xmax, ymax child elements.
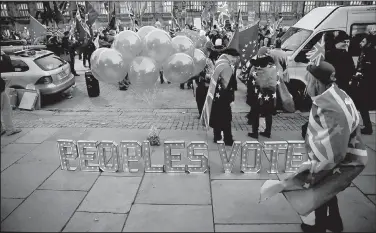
<box><xmin>280</xmin><ymin>5</ymin><xmax>376</xmax><ymax>111</ymax></box>
<box><xmin>1</xmin><ymin>48</ymin><xmax>75</xmax><ymax>95</ymax></box>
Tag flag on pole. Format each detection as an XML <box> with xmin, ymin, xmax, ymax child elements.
<box><xmin>29</xmin><ymin>15</ymin><xmax>47</xmax><ymax>44</ymax></box>
<box><xmin>75</xmin><ymin>3</ymin><xmax>91</xmax><ymax>41</ymax></box>
<box><xmin>106</xmin><ymin>4</ymin><xmax>116</xmax><ymax>31</ymax></box>
<box><xmin>260</xmin><ymin>85</ymin><xmax>367</xmax><ymax>216</ymax></box>
<box><xmin>85</xmin><ymin>1</ymin><xmax>99</xmax><ymax>26</ymax></box>
<box><xmin>237</xmin><ymin>20</ymin><xmax>260</xmax><ymax>70</ymax></box>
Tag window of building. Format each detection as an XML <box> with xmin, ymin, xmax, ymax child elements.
<box><xmin>17</xmin><ymin>3</ymin><xmax>29</xmax><ymax>17</ymax></box>
<box><xmin>163</xmin><ymin>1</ymin><xmax>172</xmax><ymax>13</ymax></box>
<box><xmin>350</xmin><ymin>1</ymin><xmax>363</xmax><ymax>5</ymax></box>
<box><xmin>188</xmin><ymin>1</ymin><xmax>202</xmax><ymax>12</ymax></box>
<box><xmin>238</xmin><ymin>1</ymin><xmax>247</xmax><ymax>12</ymax></box>
<box><xmin>260</xmin><ymin>1</ymin><xmax>271</xmax><ymax>13</ymax></box>
<box><xmin>119</xmin><ymin>2</ymin><xmax>128</xmax><ymax>14</ymax></box>
<box><xmin>36</xmin><ymin>2</ymin><xmax>43</xmax><ymax>11</ymax></box>
<box><xmin>281</xmin><ymin>2</ymin><xmax>293</xmax><ymax>12</ymax></box>
<box><xmin>303</xmin><ymin>1</ymin><xmax>316</xmax><ymax>14</ymax></box>
<box><xmin>144</xmin><ymin>2</ymin><xmax>153</xmax><ymax>13</ymax></box>
<box><xmin>326</xmin><ymin>1</ymin><xmax>340</xmax><ymax>6</ymax></box>
<box><xmin>0</xmin><ymin>3</ymin><xmax>8</xmax><ymax>17</ymax></box>
<box><xmin>100</xmin><ymin>2</ymin><xmax>108</xmax><ymax>15</ymax></box>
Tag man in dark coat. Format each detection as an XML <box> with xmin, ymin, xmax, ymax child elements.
<box><xmin>325</xmin><ymin>31</ymin><xmax>355</xmax><ymax>94</ymax></box>
<box><xmin>209</xmin><ymin>48</ymin><xmax>240</xmax><ymax>145</ymax></box>
<box><xmin>62</xmin><ymin>31</ymin><xmax>79</xmax><ymax>76</ymax></box>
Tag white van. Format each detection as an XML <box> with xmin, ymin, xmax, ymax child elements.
<box><xmin>280</xmin><ymin>5</ymin><xmax>376</xmax><ymax>110</ymax></box>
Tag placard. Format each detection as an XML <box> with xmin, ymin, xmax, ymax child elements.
<box><xmin>18</xmin><ymin>91</ymin><xmax>38</xmax><ymax>111</ymax></box>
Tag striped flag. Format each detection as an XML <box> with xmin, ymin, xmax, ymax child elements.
<box><xmin>307</xmin><ymin>35</ymin><xmax>325</xmax><ymax>66</ymax></box>
<box><xmin>260</xmin><ymin>85</ymin><xmax>367</xmax><ymax>216</ymax></box>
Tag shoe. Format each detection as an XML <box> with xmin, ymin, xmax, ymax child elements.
<box><xmin>260</xmin><ymin>131</ymin><xmax>271</xmax><ymax>138</ymax></box>
<box><xmin>180</xmin><ymin>83</ymin><xmax>185</xmax><ymax>89</ymax></box>
<box><xmin>213</xmin><ymin>138</ymin><xmax>222</xmax><ymax>143</ymax></box>
<box><xmin>167</xmin><ymin>81</ymin><xmax>171</xmax><ymax>84</ymax></box>
<box><xmin>224</xmin><ymin>140</ymin><xmax>234</xmax><ymax>146</ymax></box>
<box><xmin>73</xmin><ymin>73</ymin><xmax>79</xmax><ymax>76</ymax></box>
<box><xmin>6</xmin><ymin>129</ymin><xmax>22</xmax><ymax>136</ymax></box>
<box><xmin>248</xmin><ymin>132</ymin><xmax>258</xmax><ymax>139</ymax></box>
<box><xmin>361</xmin><ymin>127</ymin><xmax>373</xmax><ymax>135</ymax></box>
<box><xmin>1</xmin><ymin>130</ymin><xmax>6</xmax><ymax>136</ymax></box>
<box><xmin>301</xmin><ymin>223</ymin><xmax>325</xmax><ymax>233</ymax></box>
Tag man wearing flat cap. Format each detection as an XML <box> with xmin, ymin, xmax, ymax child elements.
<box><xmin>203</xmin><ymin>47</ymin><xmax>240</xmax><ymax>146</ymax></box>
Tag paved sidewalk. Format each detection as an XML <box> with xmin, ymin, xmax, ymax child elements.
<box><xmin>1</xmin><ymin>125</ymin><xmax>375</xmax><ymax>232</ymax></box>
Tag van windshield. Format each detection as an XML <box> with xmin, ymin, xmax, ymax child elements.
<box><xmin>280</xmin><ymin>27</ymin><xmax>312</xmax><ymax>52</ymax></box>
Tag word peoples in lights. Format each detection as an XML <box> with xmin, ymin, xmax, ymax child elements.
<box><xmin>57</xmin><ymin>140</ymin><xmax>308</xmax><ymax>174</ymax></box>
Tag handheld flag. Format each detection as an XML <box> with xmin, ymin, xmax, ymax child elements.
<box><xmin>307</xmin><ymin>35</ymin><xmax>325</xmax><ymax>66</ymax></box>
<box><xmin>106</xmin><ymin>4</ymin><xmax>116</xmax><ymax>31</ymax></box>
<box><xmin>29</xmin><ymin>15</ymin><xmax>47</xmax><ymax>44</ymax></box>
<box><xmin>238</xmin><ymin>20</ymin><xmax>260</xmax><ymax>69</ymax></box>
<box><xmin>85</xmin><ymin>1</ymin><xmax>99</xmax><ymax>26</ymax></box>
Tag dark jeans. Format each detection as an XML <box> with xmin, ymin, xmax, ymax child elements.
<box><xmin>196</xmin><ymin>85</ymin><xmax>208</xmax><ymax>117</ymax></box>
<box><xmin>314</xmin><ymin>196</ymin><xmax>342</xmax><ymax>232</ymax></box>
<box><xmin>250</xmin><ymin>103</ymin><xmax>273</xmax><ymax>134</ymax></box>
<box><xmin>83</xmin><ymin>52</ymin><xmax>92</xmax><ymax>68</ymax></box>
<box><xmin>213</xmin><ymin>124</ymin><xmax>233</xmax><ymax>143</ymax></box>
<box><xmin>360</xmin><ymin>108</ymin><xmax>372</xmax><ymax>129</ymax></box>
<box><xmin>69</xmin><ymin>53</ymin><xmax>76</xmax><ymax>74</ymax></box>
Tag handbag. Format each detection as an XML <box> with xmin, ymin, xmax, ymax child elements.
<box><xmin>277</xmin><ymin>76</ymin><xmax>295</xmax><ymax>113</ymax></box>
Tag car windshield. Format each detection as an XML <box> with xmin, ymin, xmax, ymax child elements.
<box><xmin>34</xmin><ymin>54</ymin><xmax>65</xmax><ymax>71</ymax></box>
<box><xmin>280</xmin><ymin>27</ymin><xmax>312</xmax><ymax>52</ymax></box>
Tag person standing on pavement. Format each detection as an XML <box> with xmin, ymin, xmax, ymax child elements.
<box><xmin>0</xmin><ymin>51</ymin><xmax>21</xmax><ymax>136</ymax></box>
<box><xmin>193</xmin><ymin>57</ymin><xmax>214</xmax><ymax>118</ymax></box>
<box><xmin>209</xmin><ymin>48</ymin><xmax>240</xmax><ymax>146</ymax></box>
<box><xmin>325</xmin><ymin>31</ymin><xmax>355</xmax><ymax>94</ymax></box>
<box><xmin>62</xmin><ymin>31</ymin><xmax>79</xmax><ymax>76</ymax></box>
<box><xmin>247</xmin><ymin>47</ymin><xmax>279</xmax><ymax>139</ymax></box>
<box><xmin>350</xmin><ymin>34</ymin><xmax>376</xmax><ymax>135</ymax></box>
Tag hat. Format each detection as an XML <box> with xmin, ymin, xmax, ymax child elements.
<box><xmin>307</xmin><ymin>61</ymin><xmax>335</xmax><ymax>84</ymax></box>
<box><xmin>334</xmin><ymin>31</ymin><xmax>350</xmax><ymax>44</ymax></box>
<box><xmin>221</xmin><ymin>48</ymin><xmax>240</xmax><ymax>57</ymax></box>
<box><xmin>257</xmin><ymin>46</ymin><xmax>269</xmax><ymax>57</ymax></box>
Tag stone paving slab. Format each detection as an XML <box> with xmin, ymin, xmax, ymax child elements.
<box><xmin>39</xmin><ymin>169</ymin><xmax>100</xmax><ymax>191</ymax></box>
<box><xmin>352</xmin><ymin>175</ymin><xmax>376</xmax><ymax>195</ymax></box>
<box><xmin>337</xmin><ymin>187</ymin><xmax>376</xmax><ymax>232</ymax></box>
<box><xmin>63</xmin><ymin>212</ymin><xmax>127</xmax><ymax>232</ymax></box>
<box><xmin>211</xmin><ymin>180</ymin><xmax>301</xmax><ymax>224</ymax></box>
<box><xmin>1</xmin><ymin>162</ymin><xmax>58</xmax><ymax>198</ymax></box>
<box><xmin>215</xmin><ymin>224</ymin><xmax>303</xmax><ymax>232</ymax></box>
<box><xmin>1</xmin><ymin>190</ymin><xmax>86</xmax><ymax>232</ymax></box>
<box><xmin>367</xmin><ymin>195</ymin><xmax>376</xmax><ymax>205</ymax></box>
<box><xmin>135</xmin><ymin>174</ymin><xmax>211</xmax><ymax>205</ymax></box>
<box><xmin>46</xmin><ymin>128</ymin><xmax>88</xmax><ymax>142</ymax></box>
<box><xmin>15</xmin><ymin>141</ymin><xmax>61</xmax><ymax>166</ymax></box>
<box><xmin>0</xmin><ymin>198</ymin><xmax>23</xmax><ymax>222</ymax></box>
<box><xmin>15</xmin><ymin>128</ymin><xmax>60</xmax><ymax>144</ymax></box>
<box><xmin>78</xmin><ymin>176</ymin><xmax>142</xmax><ymax>213</ymax></box>
<box><xmin>1</xmin><ymin>143</ymin><xmax>39</xmax><ymax>172</ymax></box>
<box><xmin>123</xmin><ymin>204</ymin><xmax>214</xmax><ymax>232</ymax></box>
<box><xmin>0</xmin><ymin>128</ymin><xmax>34</xmax><ymax>148</ymax></box>
<box><xmin>361</xmin><ymin>148</ymin><xmax>376</xmax><ymax>175</ymax></box>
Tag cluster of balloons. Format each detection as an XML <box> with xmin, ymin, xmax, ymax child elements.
<box><xmin>90</xmin><ymin>26</ymin><xmax>209</xmax><ymax>90</ymax></box>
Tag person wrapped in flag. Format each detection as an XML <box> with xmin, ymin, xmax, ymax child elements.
<box><xmin>201</xmin><ymin>48</ymin><xmax>240</xmax><ymax>146</ymax></box>
<box><xmin>259</xmin><ymin>61</ymin><xmax>368</xmax><ymax>233</ymax></box>
<box><xmin>247</xmin><ymin>46</ymin><xmax>279</xmax><ymax>139</ymax></box>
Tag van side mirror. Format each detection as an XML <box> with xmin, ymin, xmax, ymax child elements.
<box><xmin>294</xmin><ymin>50</ymin><xmax>309</xmax><ymax>63</ymax></box>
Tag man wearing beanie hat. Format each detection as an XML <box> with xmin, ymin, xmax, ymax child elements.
<box><xmin>299</xmin><ymin>61</ymin><xmax>366</xmax><ymax>233</ymax></box>
<box><xmin>325</xmin><ymin>31</ymin><xmax>355</xmax><ymax>94</ymax></box>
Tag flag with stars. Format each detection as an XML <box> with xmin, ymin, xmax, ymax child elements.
<box><xmin>260</xmin><ymin>84</ymin><xmax>367</xmax><ymax>216</ymax></box>
<box><xmin>237</xmin><ymin>20</ymin><xmax>260</xmax><ymax>70</ymax></box>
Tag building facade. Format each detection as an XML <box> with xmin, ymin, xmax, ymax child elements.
<box><xmin>1</xmin><ymin>1</ymin><xmax>376</xmax><ymax>31</ymax></box>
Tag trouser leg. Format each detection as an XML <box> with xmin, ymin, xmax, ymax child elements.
<box><xmin>251</xmin><ymin>105</ymin><xmax>260</xmax><ymax>133</ymax></box>
<box><xmin>264</xmin><ymin>113</ymin><xmax>272</xmax><ymax>134</ymax></box>
<box><xmin>314</xmin><ymin>202</ymin><xmax>328</xmax><ymax>233</ymax></box>
<box><xmin>360</xmin><ymin>108</ymin><xmax>372</xmax><ymax>129</ymax></box>
<box><xmin>213</xmin><ymin>128</ymin><xmax>222</xmax><ymax>141</ymax></box>
<box><xmin>1</xmin><ymin>91</ymin><xmax>15</xmax><ymax>131</ymax></box>
<box><xmin>223</xmin><ymin>123</ymin><xmax>233</xmax><ymax>143</ymax></box>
